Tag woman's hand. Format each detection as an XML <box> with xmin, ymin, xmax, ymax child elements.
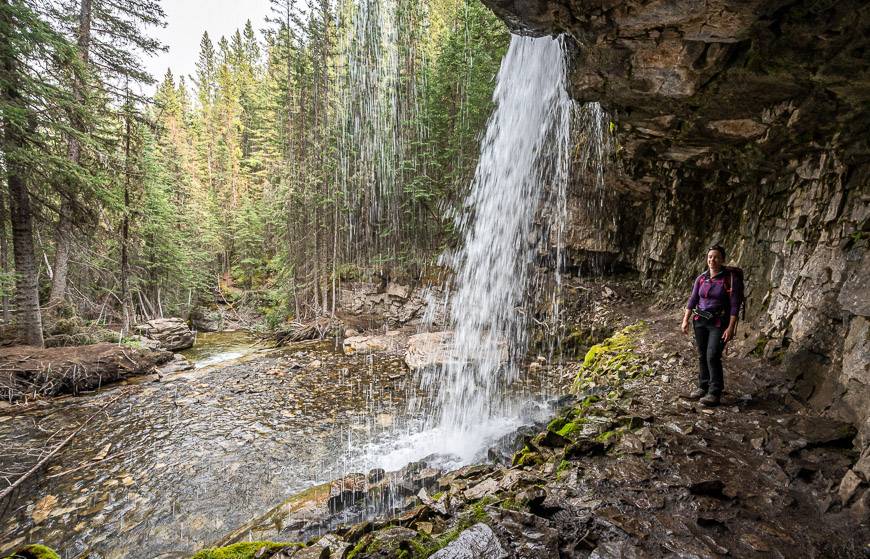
<box><xmin>681</xmin><ymin>309</ymin><xmax>691</xmax><ymax>335</ymax></box>
<box><xmin>722</xmin><ymin>316</ymin><xmax>738</xmax><ymax>343</ymax></box>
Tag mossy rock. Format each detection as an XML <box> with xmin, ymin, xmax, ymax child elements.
<box><xmin>573</xmin><ymin>322</ymin><xmax>650</xmax><ymax>393</ymax></box>
<box><xmin>48</xmin><ymin>316</ymin><xmax>84</xmax><ymax>336</ymax></box>
<box><xmin>512</xmin><ymin>445</ymin><xmax>544</xmax><ymax>467</ymax></box>
<box><xmin>190</xmin><ymin>541</ymin><xmax>300</xmax><ymax>559</ymax></box>
<box><xmin>2</xmin><ymin>545</ymin><xmax>61</xmax><ymax>559</ymax></box>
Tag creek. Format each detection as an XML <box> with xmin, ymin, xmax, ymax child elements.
<box><xmin>0</xmin><ymin>334</ymin><xmax>407</xmax><ymax>558</ymax></box>
<box><xmin>0</xmin><ymin>332</ymin><xmax>565</xmax><ymax>558</ymax></box>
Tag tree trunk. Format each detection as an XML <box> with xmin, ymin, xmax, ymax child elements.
<box><xmin>49</xmin><ymin>0</ymin><xmax>92</xmax><ymax>307</ymax></box>
<box><xmin>120</xmin><ymin>97</ymin><xmax>134</xmax><ymax>334</ymax></box>
<box><xmin>1</xmin><ymin>3</ymin><xmax>43</xmax><ymax>347</ymax></box>
<box><xmin>7</xmin><ymin>169</ymin><xmax>44</xmax><ymax>347</ymax></box>
<box><xmin>0</xmin><ymin>189</ymin><xmax>11</xmax><ymax>322</ymax></box>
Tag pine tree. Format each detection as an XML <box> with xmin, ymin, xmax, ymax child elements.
<box><xmin>48</xmin><ymin>0</ymin><xmax>165</xmax><ymax>309</ymax></box>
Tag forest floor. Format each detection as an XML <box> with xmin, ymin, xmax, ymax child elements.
<box><xmin>191</xmin><ymin>278</ymin><xmax>870</xmax><ymax>559</ymax></box>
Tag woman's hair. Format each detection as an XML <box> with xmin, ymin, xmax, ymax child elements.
<box><xmin>708</xmin><ymin>244</ymin><xmax>726</xmax><ymax>260</ymax></box>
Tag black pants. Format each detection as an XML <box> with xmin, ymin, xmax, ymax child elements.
<box><xmin>693</xmin><ymin>318</ymin><xmax>725</xmax><ymax>396</ymax></box>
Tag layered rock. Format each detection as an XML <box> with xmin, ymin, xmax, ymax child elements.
<box><xmin>481</xmin><ymin>0</ymin><xmax>870</xmax><ymax>445</ymax></box>
<box><xmin>135</xmin><ymin>318</ymin><xmax>195</xmax><ymax>351</ymax></box>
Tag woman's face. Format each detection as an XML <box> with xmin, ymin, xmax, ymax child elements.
<box><xmin>707</xmin><ymin>249</ymin><xmax>724</xmax><ymax>271</ymax></box>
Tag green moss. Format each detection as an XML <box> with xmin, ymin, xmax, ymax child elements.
<box><xmin>555</xmin><ymin>419</ymin><xmax>587</xmax><ymax>438</ymax></box>
<box><xmin>499</xmin><ymin>497</ymin><xmax>522</xmax><ymax>511</ymax></box>
<box><xmin>190</xmin><ymin>541</ymin><xmax>300</xmax><ymax>559</ymax></box>
<box><xmin>750</xmin><ymin>335</ymin><xmax>768</xmax><ymax>357</ymax></box>
<box><xmin>3</xmin><ymin>545</ymin><xmax>61</xmax><ymax>559</ymax></box>
<box><xmin>511</xmin><ymin>445</ymin><xmax>543</xmax><ymax>467</ymax></box>
<box><xmin>408</xmin><ymin>498</ymin><xmax>495</xmax><ymax>557</ymax></box>
<box><xmin>595</xmin><ymin>428</ymin><xmax>625</xmax><ymax>444</ymax></box>
<box><xmin>346</xmin><ymin>538</ymin><xmax>370</xmax><ymax>559</ymax></box>
<box><xmin>573</xmin><ymin>322</ymin><xmax>650</xmax><ymax>394</ymax></box>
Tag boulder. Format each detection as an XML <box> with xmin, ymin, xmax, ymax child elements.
<box><xmin>343</xmin><ymin>331</ymin><xmax>405</xmax><ymax>355</ymax></box>
<box><xmin>429</xmin><ymin>523</ymin><xmax>507</xmax><ymax>559</ymax></box>
<box><xmin>135</xmin><ymin>318</ymin><xmax>195</xmax><ymax>351</ymax></box>
<box><xmin>190</xmin><ymin>309</ymin><xmax>223</xmax><ymax>332</ymax></box>
<box><xmin>405</xmin><ymin>332</ymin><xmax>455</xmax><ymax>369</ymax></box>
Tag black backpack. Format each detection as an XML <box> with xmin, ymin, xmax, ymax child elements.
<box><xmin>723</xmin><ymin>266</ymin><xmax>746</xmax><ymax>320</ymax></box>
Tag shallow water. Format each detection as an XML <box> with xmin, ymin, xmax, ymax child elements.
<box><xmin>0</xmin><ymin>338</ymin><xmax>412</xmax><ymax>558</ymax></box>
<box><xmin>0</xmin><ymin>335</ymin><xmax>568</xmax><ymax>558</ymax></box>
<box><xmin>180</xmin><ymin>331</ymin><xmax>260</xmax><ymax>369</ymax></box>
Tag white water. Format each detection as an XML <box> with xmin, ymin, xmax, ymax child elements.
<box><xmin>426</xmin><ymin>34</ymin><xmax>574</xmax><ymax>433</ymax></box>
<box><xmin>348</xmin><ymin>35</ymin><xmax>577</xmax><ymax>472</ymax></box>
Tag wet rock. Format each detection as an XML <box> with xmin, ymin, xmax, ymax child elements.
<box><xmin>489</xmin><ymin>509</ymin><xmax>559</xmax><ymax>558</ymax></box>
<box><xmin>413</xmin><ymin>467</ymin><xmax>441</xmax><ymax>488</ymax></box>
<box><xmin>156</xmin><ymin>353</ymin><xmax>194</xmax><ymax>375</ymax></box>
<box><xmin>405</xmin><ymin>332</ymin><xmax>454</xmax><ymax>369</ymax></box>
<box><xmin>328</xmin><ymin>473</ymin><xmax>368</xmax><ymax>514</ymax></box>
<box><xmin>429</xmin><ymin>523</ymin><xmax>507</xmax><ymax>559</ymax></box>
<box><xmin>343</xmin><ymin>331</ymin><xmax>405</xmax><ymax>355</ymax></box>
<box><xmin>135</xmin><ymin>318</ymin><xmax>195</xmax><ymax>351</ymax></box>
<box><xmin>367</xmin><ymin>468</ymin><xmax>386</xmax><ymax>484</ymax></box>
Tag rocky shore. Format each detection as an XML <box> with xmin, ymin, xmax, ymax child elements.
<box><xmin>3</xmin><ymin>281</ymin><xmax>868</xmax><ymax>558</ymax></box>
<box><xmin>187</xmin><ymin>299</ymin><xmax>869</xmax><ymax>558</ymax></box>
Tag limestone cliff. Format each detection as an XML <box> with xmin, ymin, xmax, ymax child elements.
<box><xmin>485</xmin><ymin>0</ymin><xmax>870</xmax><ymax>445</ymax></box>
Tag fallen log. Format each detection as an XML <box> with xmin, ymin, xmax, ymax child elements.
<box><xmin>0</xmin><ymin>343</ymin><xmax>173</xmax><ymax>403</ymax></box>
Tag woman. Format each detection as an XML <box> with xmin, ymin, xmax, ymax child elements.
<box><xmin>681</xmin><ymin>245</ymin><xmax>739</xmax><ymax>406</ymax></box>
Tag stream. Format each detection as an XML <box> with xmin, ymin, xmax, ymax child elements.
<box><xmin>0</xmin><ymin>332</ymin><xmax>565</xmax><ymax>558</ymax></box>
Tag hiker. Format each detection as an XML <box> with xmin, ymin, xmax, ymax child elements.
<box><xmin>681</xmin><ymin>244</ymin><xmax>742</xmax><ymax>407</ymax></box>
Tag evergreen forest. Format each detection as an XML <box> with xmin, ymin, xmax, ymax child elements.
<box><xmin>0</xmin><ymin>0</ymin><xmax>509</xmax><ymax>347</ymax></box>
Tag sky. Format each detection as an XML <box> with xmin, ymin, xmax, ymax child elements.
<box><xmin>143</xmin><ymin>0</ymin><xmax>273</xmax><ymax>91</ymax></box>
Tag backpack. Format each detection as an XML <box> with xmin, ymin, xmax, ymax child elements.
<box><xmin>723</xmin><ymin>266</ymin><xmax>746</xmax><ymax>320</ymax></box>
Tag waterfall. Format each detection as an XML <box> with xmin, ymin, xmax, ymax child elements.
<box><xmin>355</xmin><ymin>33</ymin><xmax>612</xmax><ymax>471</ymax></box>
<box><xmin>422</xmin><ymin>34</ymin><xmax>575</xmax><ymax>438</ymax></box>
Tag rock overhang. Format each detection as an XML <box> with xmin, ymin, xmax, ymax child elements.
<box><xmin>481</xmin><ymin>0</ymin><xmax>870</xmax><ymax>182</ymax></box>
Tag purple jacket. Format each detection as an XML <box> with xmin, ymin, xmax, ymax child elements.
<box><xmin>686</xmin><ymin>270</ymin><xmax>740</xmax><ymax>317</ymax></box>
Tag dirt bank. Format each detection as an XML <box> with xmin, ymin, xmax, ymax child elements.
<box><xmin>0</xmin><ymin>343</ymin><xmax>172</xmax><ymax>403</ymax></box>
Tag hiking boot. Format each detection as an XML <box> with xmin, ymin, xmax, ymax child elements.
<box><xmin>689</xmin><ymin>388</ymin><xmax>706</xmax><ymax>399</ymax></box>
<box><xmin>700</xmin><ymin>393</ymin><xmax>721</xmax><ymax>407</ymax></box>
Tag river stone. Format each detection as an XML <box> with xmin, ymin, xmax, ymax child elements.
<box><xmin>404</xmin><ymin>332</ymin><xmax>454</xmax><ymax>369</ymax></box>
<box><xmin>135</xmin><ymin>318</ymin><xmax>195</xmax><ymax>351</ymax></box>
<box><xmin>429</xmin><ymin>523</ymin><xmax>507</xmax><ymax>559</ymax></box>
<box><xmin>343</xmin><ymin>331</ymin><xmax>404</xmax><ymax>354</ymax></box>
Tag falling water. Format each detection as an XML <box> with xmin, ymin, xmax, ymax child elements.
<box><xmin>422</xmin><ymin>34</ymin><xmax>575</xmax><ymax>438</ymax></box>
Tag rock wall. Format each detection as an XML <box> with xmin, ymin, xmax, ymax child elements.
<box><xmin>482</xmin><ymin>0</ymin><xmax>870</xmax><ymax>441</ymax></box>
